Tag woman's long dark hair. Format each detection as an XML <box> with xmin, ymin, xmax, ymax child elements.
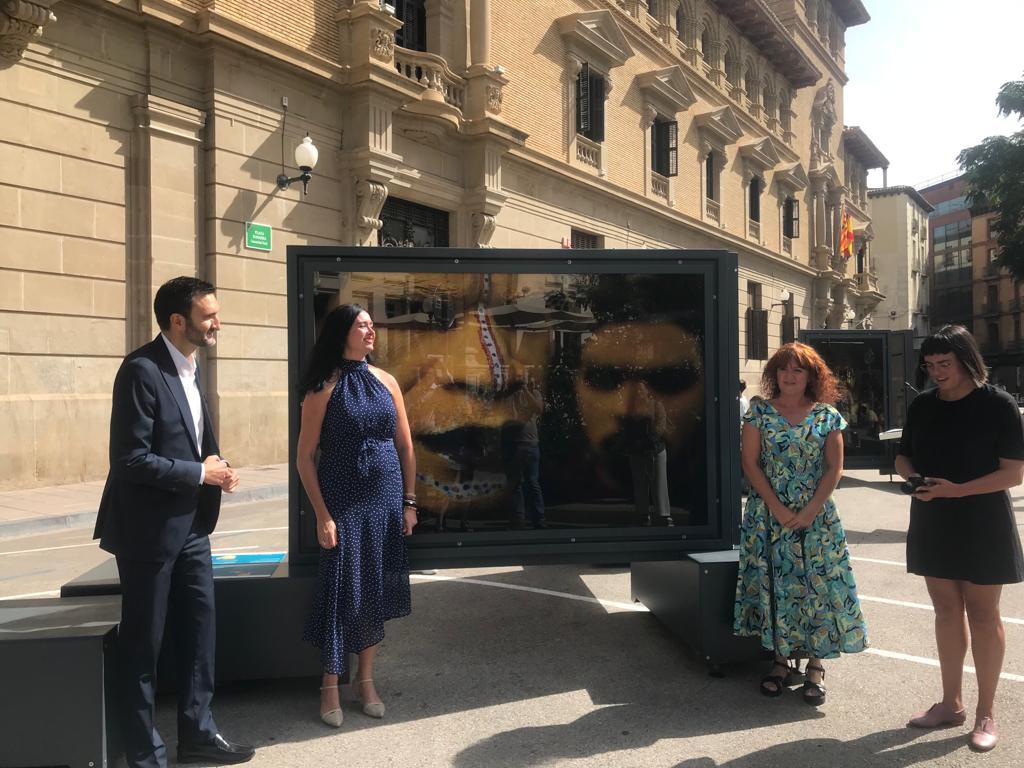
<box><xmin>297</xmin><ymin>303</ymin><xmax>365</xmax><ymax>394</ymax></box>
<box><xmin>916</xmin><ymin>324</ymin><xmax>988</xmax><ymax>389</ymax></box>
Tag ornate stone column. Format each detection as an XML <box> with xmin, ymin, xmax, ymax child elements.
<box><xmin>680</xmin><ymin>18</ymin><xmax>700</xmax><ymax>65</ymax></box>
<box><xmin>658</xmin><ymin>0</ymin><xmax>680</xmax><ymax>46</ymax></box>
<box><xmin>0</xmin><ymin>0</ymin><xmax>57</xmax><ymax>67</ymax></box>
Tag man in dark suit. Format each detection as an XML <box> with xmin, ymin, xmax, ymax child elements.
<box><xmin>95</xmin><ymin>276</ymin><xmax>255</xmax><ymax>767</ymax></box>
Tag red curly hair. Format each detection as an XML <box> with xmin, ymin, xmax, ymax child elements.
<box><xmin>761</xmin><ymin>342</ymin><xmax>843</xmax><ymax>404</ymax></box>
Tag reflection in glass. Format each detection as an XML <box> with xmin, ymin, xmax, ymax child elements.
<box><xmin>808</xmin><ymin>338</ymin><xmax>886</xmax><ymax>459</ymax></box>
<box><xmin>310</xmin><ymin>270</ymin><xmax>707</xmax><ymax>532</ymax></box>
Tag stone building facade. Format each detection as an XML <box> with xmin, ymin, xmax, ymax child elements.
<box><xmin>0</xmin><ymin>0</ymin><xmax>881</xmax><ymax>489</ymax></box>
<box><xmin>867</xmin><ymin>186</ymin><xmax>933</xmax><ymax>338</ymax></box>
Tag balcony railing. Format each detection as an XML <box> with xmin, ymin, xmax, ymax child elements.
<box><xmin>747</xmin><ymin>219</ymin><xmax>761</xmax><ymax>241</ymax></box>
<box><xmin>394</xmin><ymin>47</ymin><xmax>466</xmax><ymax>110</ymax></box>
<box><xmin>782</xmin><ymin>235</ymin><xmax>793</xmax><ymax>256</ymax></box>
<box><xmin>705</xmin><ymin>198</ymin><xmax>720</xmax><ymax>224</ymax></box>
<box><xmin>651</xmin><ymin>172</ymin><xmax>669</xmax><ymax>200</ymax></box>
<box><xmin>1010</xmin><ymin>297</ymin><xmax>1022</xmax><ymax>312</ymax></box>
<box><xmin>980</xmin><ymin>300</ymin><xmax>1002</xmax><ymax>315</ymax></box>
<box><xmin>856</xmin><ymin>271</ymin><xmax>879</xmax><ymax>293</ymax></box>
<box><xmin>576</xmin><ymin>135</ymin><xmax>601</xmax><ymax>170</ymax></box>
<box><xmin>985</xmin><ymin>262</ymin><xmax>1002</xmax><ymax>277</ymax></box>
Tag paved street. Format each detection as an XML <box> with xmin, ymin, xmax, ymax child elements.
<box><xmin>2</xmin><ymin>469</ymin><xmax>1023</xmax><ymax>767</ymax></box>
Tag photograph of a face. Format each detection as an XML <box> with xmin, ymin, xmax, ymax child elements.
<box><xmin>312</xmin><ymin>269</ymin><xmax>708</xmax><ymax>533</ymax></box>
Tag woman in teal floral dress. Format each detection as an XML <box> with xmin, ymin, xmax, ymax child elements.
<box><xmin>734</xmin><ymin>342</ymin><xmax>868</xmax><ymax>705</ymax></box>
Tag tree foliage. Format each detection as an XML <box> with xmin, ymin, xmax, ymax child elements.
<box><xmin>957</xmin><ymin>74</ymin><xmax>1024</xmax><ymax>278</ymax></box>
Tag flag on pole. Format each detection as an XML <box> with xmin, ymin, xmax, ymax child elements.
<box><xmin>840</xmin><ymin>207</ymin><xmax>855</xmax><ymax>260</ymax></box>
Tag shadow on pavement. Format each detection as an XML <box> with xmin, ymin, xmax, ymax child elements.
<box><xmin>843</xmin><ymin>528</ymin><xmax>907</xmax><ymax>546</ymax></box>
<box><xmin>672</xmin><ymin>730</ymin><xmax>965</xmax><ymax>768</ymax></box>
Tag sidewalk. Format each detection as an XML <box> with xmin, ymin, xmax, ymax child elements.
<box><xmin>0</xmin><ymin>464</ymin><xmax>289</xmax><ymax>541</ymax></box>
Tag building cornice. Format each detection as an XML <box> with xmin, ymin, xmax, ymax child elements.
<box><xmin>842</xmin><ymin>126</ymin><xmax>888</xmax><ymax>170</ymax></box>
<box><xmin>713</xmin><ymin>0</ymin><xmax>822</xmax><ymax>88</ymax></box>
<box><xmin>0</xmin><ymin>0</ymin><xmax>58</xmax><ymax>67</ymax></box>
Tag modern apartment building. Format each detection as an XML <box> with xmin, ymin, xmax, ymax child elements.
<box><xmin>0</xmin><ymin>0</ymin><xmax>881</xmax><ymax>488</ymax></box>
<box><xmin>867</xmin><ymin>186</ymin><xmax>933</xmax><ymax>338</ymax></box>
<box><xmin>919</xmin><ymin>175</ymin><xmax>973</xmax><ymax>331</ymax></box>
<box><xmin>971</xmin><ymin>207</ymin><xmax>1023</xmax><ymax>391</ymax></box>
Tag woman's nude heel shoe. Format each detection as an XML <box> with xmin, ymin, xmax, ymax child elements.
<box><xmin>358</xmin><ymin>678</ymin><xmax>385</xmax><ymax>718</ymax></box>
<box><xmin>320</xmin><ymin>685</ymin><xmax>343</xmax><ymax>727</ymax></box>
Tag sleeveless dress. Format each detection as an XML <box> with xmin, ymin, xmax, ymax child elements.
<box><xmin>303</xmin><ymin>359</ymin><xmax>412</xmax><ymax>675</ymax></box>
<box><xmin>733</xmin><ymin>400</ymin><xmax>868</xmax><ymax>659</ymax></box>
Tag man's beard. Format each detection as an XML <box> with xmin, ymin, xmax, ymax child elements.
<box><xmin>185</xmin><ymin>320</ymin><xmax>216</xmax><ymax>348</ymax></box>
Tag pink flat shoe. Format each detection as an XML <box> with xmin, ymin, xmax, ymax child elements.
<box><xmin>968</xmin><ymin>717</ymin><xmax>998</xmax><ymax>752</ymax></box>
<box><xmin>907</xmin><ymin>702</ymin><xmax>967</xmax><ymax>729</ymax></box>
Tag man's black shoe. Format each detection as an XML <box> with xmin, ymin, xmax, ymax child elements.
<box><xmin>178</xmin><ymin>734</ymin><xmax>255</xmax><ymax>765</ymax></box>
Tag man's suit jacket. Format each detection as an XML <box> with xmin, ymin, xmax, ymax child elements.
<box><xmin>94</xmin><ymin>336</ymin><xmax>222</xmax><ymax>562</ymax></box>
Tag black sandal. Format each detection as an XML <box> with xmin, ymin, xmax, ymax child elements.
<box><xmin>760</xmin><ymin>657</ymin><xmax>792</xmax><ymax>697</ymax></box>
<box><xmin>802</xmin><ymin>663</ymin><xmax>826</xmax><ymax>706</ymax></box>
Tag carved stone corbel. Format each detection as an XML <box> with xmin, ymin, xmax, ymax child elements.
<box><xmin>471</xmin><ymin>212</ymin><xmax>496</xmax><ymax>248</ymax></box>
<box><xmin>355</xmin><ymin>178</ymin><xmax>388</xmax><ymax>238</ymax></box>
<box><xmin>0</xmin><ymin>0</ymin><xmax>58</xmax><ymax>67</ymax></box>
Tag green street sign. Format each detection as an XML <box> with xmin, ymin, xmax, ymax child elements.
<box><xmin>245</xmin><ymin>222</ymin><xmax>272</xmax><ymax>251</ymax></box>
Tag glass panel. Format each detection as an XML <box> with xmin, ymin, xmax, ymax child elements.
<box><xmin>309</xmin><ymin>269</ymin><xmax>709</xmax><ymax>531</ymax></box>
<box><xmin>806</xmin><ymin>337</ymin><xmax>887</xmax><ymax>461</ymax></box>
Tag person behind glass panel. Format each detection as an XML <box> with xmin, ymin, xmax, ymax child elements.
<box><xmin>574</xmin><ymin>321</ymin><xmax>703</xmax><ymax>526</ymax></box>
<box><xmin>502</xmin><ymin>376</ymin><xmax>547</xmax><ymax>529</ymax></box>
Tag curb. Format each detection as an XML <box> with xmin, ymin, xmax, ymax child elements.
<box><xmin>0</xmin><ymin>483</ymin><xmax>289</xmax><ymax>542</ymax></box>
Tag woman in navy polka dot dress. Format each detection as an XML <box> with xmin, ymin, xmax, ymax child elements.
<box><xmin>296</xmin><ymin>304</ymin><xmax>417</xmax><ymax>727</ymax></box>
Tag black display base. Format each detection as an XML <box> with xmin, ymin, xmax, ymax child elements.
<box><xmin>631</xmin><ymin>551</ymin><xmax>764</xmax><ymax>674</ymax></box>
<box><xmin>61</xmin><ymin>557</ymin><xmax>325</xmax><ymax>684</ymax></box>
<box><xmin>0</xmin><ymin>595</ymin><xmax>122</xmax><ymax>768</ymax></box>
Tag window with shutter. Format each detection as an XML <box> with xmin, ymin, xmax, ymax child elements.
<box><xmin>590</xmin><ymin>72</ymin><xmax>605</xmax><ymax>142</ymax></box>
<box><xmin>576</xmin><ymin>64</ymin><xmax>606</xmax><ymax>143</ymax></box>
<box><xmin>783</xmin><ymin>197</ymin><xmax>800</xmax><ymax>238</ymax></box>
<box><xmin>576</xmin><ymin>62</ymin><xmax>590</xmax><ymax>135</ymax></box>
<box><xmin>705</xmin><ymin>153</ymin><xmax>715</xmax><ymax>200</ymax></box>
<box><xmin>747</xmin><ymin>309</ymin><xmax>768</xmax><ymax>359</ymax></box>
<box><xmin>749</xmin><ymin>177</ymin><xmax>761</xmax><ymax>223</ymax></box>
<box><xmin>651</xmin><ymin>119</ymin><xmax>679</xmax><ymax>178</ymax></box>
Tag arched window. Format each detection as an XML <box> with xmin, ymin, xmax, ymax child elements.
<box><xmin>724</xmin><ymin>49</ymin><xmax>737</xmax><ymax>85</ymax></box>
<box><xmin>762</xmin><ymin>79</ymin><xmax>776</xmax><ymax>116</ymax></box>
<box><xmin>700</xmin><ymin>28</ymin><xmax>711</xmax><ymax>60</ymax></box>
<box><xmin>744</xmin><ymin>62</ymin><xmax>757</xmax><ymax>102</ymax></box>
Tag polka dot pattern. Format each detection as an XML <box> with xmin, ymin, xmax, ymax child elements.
<box><xmin>303</xmin><ymin>359</ymin><xmax>411</xmax><ymax>675</ymax></box>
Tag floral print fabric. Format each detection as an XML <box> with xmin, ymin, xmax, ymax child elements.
<box><xmin>733</xmin><ymin>399</ymin><xmax>868</xmax><ymax>658</ymax></box>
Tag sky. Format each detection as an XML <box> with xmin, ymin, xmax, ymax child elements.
<box><xmin>843</xmin><ymin>0</ymin><xmax>1024</xmax><ymax>190</ymax></box>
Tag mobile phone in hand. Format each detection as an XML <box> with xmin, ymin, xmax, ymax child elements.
<box><xmin>900</xmin><ymin>476</ymin><xmax>932</xmax><ymax>495</ymax></box>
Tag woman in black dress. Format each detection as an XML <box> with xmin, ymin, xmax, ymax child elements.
<box><xmin>896</xmin><ymin>325</ymin><xmax>1024</xmax><ymax>752</ymax></box>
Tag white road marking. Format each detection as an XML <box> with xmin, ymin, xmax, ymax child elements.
<box><xmin>0</xmin><ymin>527</ymin><xmax>288</xmax><ymax>557</ymax></box>
<box><xmin>858</xmin><ymin>594</ymin><xmax>1024</xmax><ymax>626</ymax></box>
<box><xmin>0</xmin><ymin>542</ymin><xmax>99</xmax><ymax>556</ymax></box>
<box><xmin>211</xmin><ymin>526</ymin><xmax>288</xmax><ymax>536</ymax></box>
<box><xmin>851</xmin><ymin>556</ymin><xmax>907</xmax><ymax>567</ymax></box>
<box><xmin>865</xmin><ymin>648</ymin><xmax>1024</xmax><ymax>683</ymax></box>
<box><xmin>410</xmin><ymin>573</ymin><xmax>649</xmax><ymax>612</ymax></box>
<box><xmin>0</xmin><ymin>590</ymin><xmax>60</xmax><ymax>600</ymax></box>
<box><xmin>409</xmin><ymin>574</ymin><xmax>1024</xmax><ymax>683</ymax></box>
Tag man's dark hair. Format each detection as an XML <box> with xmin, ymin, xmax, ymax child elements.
<box><xmin>917</xmin><ymin>324</ymin><xmax>988</xmax><ymax>388</ymax></box>
<box><xmin>154</xmin><ymin>276</ymin><xmax>215</xmax><ymax>331</ymax></box>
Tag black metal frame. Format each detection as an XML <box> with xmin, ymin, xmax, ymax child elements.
<box><xmin>287</xmin><ymin>247</ymin><xmax>740</xmax><ymax>568</ymax></box>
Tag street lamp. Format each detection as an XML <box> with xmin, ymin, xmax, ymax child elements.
<box><xmin>277</xmin><ymin>134</ymin><xmax>319</xmax><ymax>195</ymax></box>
